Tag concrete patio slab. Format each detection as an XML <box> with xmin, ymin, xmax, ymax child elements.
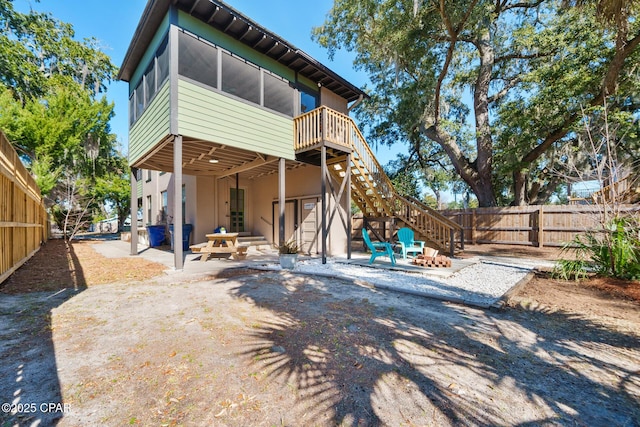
<box><xmin>335</xmin><ymin>253</ymin><xmax>477</xmax><ymax>278</ymax></box>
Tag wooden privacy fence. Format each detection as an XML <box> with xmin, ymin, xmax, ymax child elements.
<box><xmin>0</xmin><ymin>131</ymin><xmax>49</xmax><ymax>284</ymax></box>
<box><xmin>440</xmin><ymin>204</ymin><xmax>640</xmax><ymax>247</ymax></box>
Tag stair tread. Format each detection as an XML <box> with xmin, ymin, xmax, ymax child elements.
<box><xmin>237</xmin><ymin>236</ymin><xmax>269</xmax><ymax>246</ymax></box>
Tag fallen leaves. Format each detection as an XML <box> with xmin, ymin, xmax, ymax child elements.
<box><xmin>2</xmin><ymin>239</ymin><xmax>167</xmax><ymax>294</ymax></box>
<box><xmin>214</xmin><ymin>393</ymin><xmax>259</xmax><ymax>418</ymax></box>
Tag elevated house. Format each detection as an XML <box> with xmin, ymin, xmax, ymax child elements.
<box><xmin>118</xmin><ymin>0</ymin><xmax>461</xmax><ymax>270</ymax></box>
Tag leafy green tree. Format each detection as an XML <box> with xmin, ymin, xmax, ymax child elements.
<box><xmin>422</xmin><ymin>194</ymin><xmax>438</xmax><ymax>209</ymax></box>
<box><xmin>0</xmin><ymin>0</ymin><xmax>128</xmax><ymax>236</ymax></box>
<box><xmin>314</xmin><ymin>0</ymin><xmax>639</xmax><ymax>206</ymax></box>
<box><xmin>0</xmin><ymin>82</ymin><xmax>115</xmax><ymax>190</ymax></box>
<box><xmin>0</xmin><ymin>0</ymin><xmax>116</xmax><ymax>102</ymax></box>
<box><xmin>423</xmin><ymin>168</ymin><xmax>452</xmax><ymax>208</ymax></box>
<box><xmin>93</xmin><ymin>155</ymin><xmax>131</xmax><ymax>231</ymax></box>
<box><xmin>385</xmin><ymin>158</ymin><xmax>422</xmax><ymax>200</ymax></box>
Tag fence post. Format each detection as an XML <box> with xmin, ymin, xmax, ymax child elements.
<box><xmin>362</xmin><ymin>216</ymin><xmax>368</xmax><ymax>251</ymax></box>
<box><xmin>471</xmin><ymin>209</ymin><xmax>477</xmax><ymax>245</ymax></box>
<box><xmin>0</xmin><ymin>131</ymin><xmax>47</xmax><ymax>284</ymax></box>
<box><xmin>538</xmin><ymin>206</ymin><xmax>544</xmax><ymax>248</ymax></box>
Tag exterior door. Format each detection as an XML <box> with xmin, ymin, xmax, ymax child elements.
<box><xmin>300</xmin><ymin>198</ymin><xmax>319</xmax><ymax>254</ymax></box>
<box><xmin>230</xmin><ymin>188</ymin><xmax>245</xmax><ymax>232</ymax></box>
<box><xmin>272</xmin><ymin>200</ymin><xmax>297</xmax><ymax>245</ymax></box>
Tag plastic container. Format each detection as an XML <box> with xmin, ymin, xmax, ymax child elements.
<box><xmin>146</xmin><ymin>225</ymin><xmax>166</xmax><ymax>247</ymax></box>
<box><xmin>169</xmin><ymin>223</ymin><xmax>193</xmax><ymax>251</ymax></box>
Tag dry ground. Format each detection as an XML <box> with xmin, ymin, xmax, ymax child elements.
<box><xmin>460</xmin><ymin>243</ymin><xmax>640</xmax><ymax>315</ymax></box>
<box><xmin>0</xmin><ymin>239</ymin><xmax>166</xmax><ymax>294</ymax></box>
<box><xmin>0</xmin><ymin>238</ymin><xmax>638</xmax><ymax>426</ymax></box>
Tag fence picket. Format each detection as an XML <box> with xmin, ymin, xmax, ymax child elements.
<box><xmin>440</xmin><ymin>205</ymin><xmax>639</xmax><ymax>247</ymax></box>
<box><xmin>0</xmin><ymin>131</ymin><xmax>48</xmax><ymax>284</ymax></box>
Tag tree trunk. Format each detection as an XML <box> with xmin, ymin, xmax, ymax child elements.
<box><xmin>472</xmin><ymin>25</ymin><xmax>497</xmax><ymax>207</ymax></box>
<box><xmin>434</xmin><ymin>189</ymin><xmax>441</xmax><ymax>208</ymax></box>
<box><xmin>513</xmin><ymin>171</ymin><xmax>528</xmax><ymax>206</ymax></box>
<box><xmin>530</xmin><ymin>176</ymin><xmax>560</xmax><ymax>205</ymax></box>
<box><xmin>420</xmin><ymin>20</ymin><xmax>498</xmax><ymax>207</ymax></box>
<box><xmin>423</xmin><ymin>123</ymin><xmax>498</xmax><ymax>206</ymax></box>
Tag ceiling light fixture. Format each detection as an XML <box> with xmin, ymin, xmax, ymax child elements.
<box><xmin>208</xmin><ymin>159</ymin><xmax>219</xmax><ymax>164</ymax></box>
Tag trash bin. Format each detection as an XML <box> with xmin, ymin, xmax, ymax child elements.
<box><xmin>169</xmin><ymin>223</ymin><xmax>193</xmax><ymax>251</ymax></box>
<box><xmin>146</xmin><ymin>225</ymin><xmax>166</xmax><ymax>247</ymax></box>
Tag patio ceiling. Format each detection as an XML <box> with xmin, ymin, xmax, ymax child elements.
<box><xmin>132</xmin><ymin>136</ymin><xmax>309</xmax><ymax>180</ymax></box>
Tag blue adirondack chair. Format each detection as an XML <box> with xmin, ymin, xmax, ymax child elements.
<box><xmin>397</xmin><ymin>227</ymin><xmax>425</xmax><ymax>259</ymax></box>
<box><xmin>362</xmin><ymin>229</ymin><xmax>396</xmax><ymax>265</ymax></box>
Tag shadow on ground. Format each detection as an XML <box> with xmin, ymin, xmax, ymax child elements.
<box><xmin>0</xmin><ymin>240</ymin><xmax>86</xmax><ymax>426</ymax></box>
<box><xmin>229</xmin><ymin>270</ymin><xmax>640</xmax><ymax>426</ymax></box>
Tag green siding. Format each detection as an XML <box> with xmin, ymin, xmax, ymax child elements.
<box><xmin>129</xmin><ymin>14</ymin><xmax>170</xmax><ymax>93</ymax></box>
<box><xmin>177</xmin><ymin>79</ymin><xmax>294</xmax><ymax>159</ymax></box>
<box><xmin>129</xmin><ymin>81</ymin><xmax>171</xmax><ymax>165</ymax></box>
<box><xmin>177</xmin><ymin>11</ymin><xmax>298</xmax><ymax>84</ymax></box>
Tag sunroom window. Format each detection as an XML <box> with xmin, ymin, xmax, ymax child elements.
<box><xmin>178</xmin><ymin>31</ymin><xmax>218</xmax><ymax>89</ymax></box>
<box><xmin>156</xmin><ymin>35</ymin><xmax>169</xmax><ymax>86</ymax></box>
<box><xmin>264</xmin><ymin>71</ymin><xmax>294</xmax><ymax>116</ymax></box>
<box><xmin>144</xmin><ymin>62</ymin><xmax>156</xmax><ymax>106</ymax></box>
<box><xmin>221</xmin><ymin>51</ymin><xmax>260</xmax><ymax>105</ymax></box>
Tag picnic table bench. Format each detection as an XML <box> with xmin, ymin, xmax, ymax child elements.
<box><xmin>189</xmin><ymin>232</ymin><xmax>248</xmax><ymax>261</ymax></box>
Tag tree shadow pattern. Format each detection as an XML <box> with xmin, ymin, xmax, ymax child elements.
<box><xmin>230</xmin><ymin>271</ymin><xmax>640</xmax><ymax>426</ymax></box>
<box><xmin>0</xmin><ymin>241</ymin><xmax>87</xmax><ymax>426</ymax></box>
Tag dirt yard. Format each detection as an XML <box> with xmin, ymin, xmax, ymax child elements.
<box><xmin>0</xmin><ymin>239</ymin><xmax>638</xmax><ymax>426</ymax></box>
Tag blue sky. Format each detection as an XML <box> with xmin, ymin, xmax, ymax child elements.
<box><xmin>12</xmin><ymin>0</ymin><xmax>397</xmax><ymax>164</ymax></box>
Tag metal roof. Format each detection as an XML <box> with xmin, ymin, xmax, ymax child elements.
<box><xmin>118</xmin><ymin>0</ymin><xmax>366</xmax><ymax>103</ymax></box>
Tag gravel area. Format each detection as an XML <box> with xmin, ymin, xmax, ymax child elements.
<box><xmin>255</xmin><ymin>257</ymin><xmax>539</xmax><ymax>308</ymax></box>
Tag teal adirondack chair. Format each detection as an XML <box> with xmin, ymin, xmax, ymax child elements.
<box><xmin>397</xmin><ymin>227</ymin><xmax>425</xmax><ymax>259</ymax></box>
<box><xmin>362</xmin><ymin>229</ymin><xmax>396</xmax><ymax>265</ymax></box>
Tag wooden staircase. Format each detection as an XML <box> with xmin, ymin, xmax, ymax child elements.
<box><xmin>294</xmin><ymin>107</ymin><xmax>463</xmax><ymax>255</ymax></box>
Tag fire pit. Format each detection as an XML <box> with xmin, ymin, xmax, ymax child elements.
<box><xmin>412</xmin><ymin>247</ymin><xmax>452</xmax><ymax>268</ymax></box>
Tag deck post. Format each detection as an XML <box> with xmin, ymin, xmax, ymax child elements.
<box><xmin>130</xmin><ymin>168</ymin><xmax>138</xmax><ymax>256</ymax></box>
<box><xmin>449</xmin><ymin>232</ymin><xmax>455</xmax><ymax>257</ymax></box>
<box><xmin>346</xmin><ymin>153</ymin><xmax>351</xmax><ymax>260</ymax></box>
<box><xmin>321</xmin><ymin>107</ymin><xmax>328</xmax><ymax>143</ymax></box>
<box><xmin>234</xmin><ymin>172</ymin><xmax>240</xmax><ymax>232</ymax></box>
<box><xmin>325</xmin><ymin>153</ymin><xmax>351</xmax><ymax>260</ymax></box>
<box><xmin>173</xmin><ymin>134</ymin><xmax>183</xmax><ymax>271</ymax></box>
<box><xmin>321</xmin><ymin>145</ymin><xmax>327</xmax><ymax>264</ymax></box>
<box><xmin>278</xmin><ymin>157</ymin><xmax>285</xmax><ymax>246</ymax></box>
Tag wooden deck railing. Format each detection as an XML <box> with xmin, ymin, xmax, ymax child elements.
<box><xmin>294</xmin><ymin>106</ymin><xmax>461</xmax><ymax>254</ymax></box>
<box><xmin>294</xmin><ymin>106</ymin><xmax>351</xmax><ymax>151</ymax></box>
<box><xmin>0</xmin><ymin>131</ymin><xmax>49</xmax><ymax>284</ymax></box>
<box><xmin>591</xmin><ymin>175</ymin><xmax>640</xmax><ymax>204</ymax></box>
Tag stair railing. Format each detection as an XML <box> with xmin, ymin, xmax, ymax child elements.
<box><xmin>294</xmin><ymin>106</ymin><xmax>463</xmax><ymax>255</ymax></box>
<box><xmin>399</xmin><ymin>195</ymin><xmax>464</xmax><ymax>255</ymax></box>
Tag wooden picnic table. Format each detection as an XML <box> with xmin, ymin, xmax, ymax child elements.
<box><xmin>191</xmin><ymin>233</ymin><xmax>248</xmax><ymax>262</ymax></box>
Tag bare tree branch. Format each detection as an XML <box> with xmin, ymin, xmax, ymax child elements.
<box><xmin>488</xmin><ymin>77</ymin><xmax>522</xmax><ymax>104</ymax></box>
<box><xmin>500</xmin><ymin>0</ymin><xmax>545</xmax><ymax>12</ymax></box>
